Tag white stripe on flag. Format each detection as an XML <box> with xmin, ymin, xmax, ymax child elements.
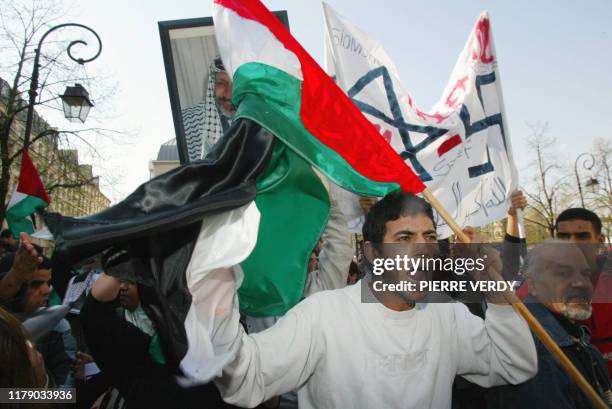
<box><xmin>7</xmin><ymin>189</ymin><xmax>27</xmax><ymax>209</ymax></box>
<box><xmin>179</xmin><ymin>202</ymin><xmax>260</xmax><ymax>382</ymax></box>
<box><xmin>213</xmin><ymin>3</ymin><xmax>303</xmax><ymax>80</ymax></box>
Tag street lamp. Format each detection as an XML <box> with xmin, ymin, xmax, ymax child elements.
<box><xmin>574</xmin><ymin>152</ymin><xmax>596</xmax><ymax>208</ymax></box>
<box><xmin>60</xmin><ymin>84</ymin><xmax>94</xmax><ymax>123</ymax></box>
<box><xmin>23</xmin><ymin>23</ymin><xmax>102</xmax><ymax>150</ymax></box>
<box><xmin>585</xmin><ymin>177</ymin><xmax>600</xmax><ymax>194</ymax></box>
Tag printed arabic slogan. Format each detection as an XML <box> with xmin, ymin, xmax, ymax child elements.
<box><xmin>324</xmin><ymin>4</ymin><xmax>518</xmax><ymax>238</ymax></box>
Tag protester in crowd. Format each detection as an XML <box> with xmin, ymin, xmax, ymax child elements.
<box><xmin>0</xmin><ymin>238</ymin><xmax>77</xmax><ymax>388</ymax></box>
<box><xmin>80</xmin><ymin>274</ymin><xmax>231</xmax><ymax>409</ymax></box>
<box><xmin>0</xmin><ymin>233</ymin><xmax>42</xmax><ymax>302</ymax></box>
<box><xmin>553</xmin><ymin>208</ymin><xmax>609</xmax><ymax>291</ymax></box>
<box><xmin>0</xmin><ymin>306</ymin><xmax>48</xmax><ymax>388</ymax></box>
<box><xmin>507</xmin><ymin>202</ymin><xmax>612</xmax><ymax>379</ymax></box>
<box><xmin>210</xmin><ymin>191</ymin><xmax>537</xmax><ymax>409</ymax></box>
<box><xmin>118</xmin><ymin>278</ymin><xmax>166</xmax><ymax>364</ymax></box>
<box><xmin>556</xmin><ymin>208</ymin><xmax>611</xmax><ymax>380</ymax></box>
<box><xmin>71</xmin><ymin>278</ymin><xmax>167</xmax><ymax>409</ymax></box>
<box><xmin>485</xmin><ymin>240</ymin><xmax>612</xmax><ymax>408</ymax></box>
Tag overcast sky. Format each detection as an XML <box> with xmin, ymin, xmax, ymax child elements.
<box><xmin>25</xmin><ymin>0</ymin><xmax>612</xmax><ymax>203</ymax></box>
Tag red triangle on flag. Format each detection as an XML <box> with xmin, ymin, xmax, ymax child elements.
<box><xmin>17</xmin><ymin>150</ymin><xmax>50</xmax><ymax>204</ymax></box>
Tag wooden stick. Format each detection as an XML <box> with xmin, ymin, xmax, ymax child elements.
<box><xmin>422</xmin><ymin>189</ymin><xmax>470</xmax><ymax>243</ymax></box>
<box><xmin>421</xmin><ymin>188</ymin><xmax>608</xmax><ymax>409</ymax></box>
<box><xmin>516</xmin><ymin>208</ymin><xmax>527</xmax><ymax>240</ymax></box>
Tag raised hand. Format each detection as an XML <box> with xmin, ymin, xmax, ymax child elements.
<box><xmin>359</xmin><ymin>196</ymin><xmax>377</xmax><ymax>216</ymax></box>
<box><xmin>11</xmin><ymin>233</ymin><xmax>43</xmax><ymax>283</ymax></box>
<box><xmin>71</xmin><ymin>351</ymin><xmax>94</xmax><ymax>381</ymax></box>
<box><xmin>90</xmin><ymin>273</ymin><xmax>121</xmax><ymax>302</ymax></box>
<box><xmin>507</xmin><ymin>190</ymin><xmax>527</xmax><ymax>217</ymax></box>
<box><xmin>0</xmin><ymin>233</ymin><xmax>43</xmax><ymax>300</ymax></box>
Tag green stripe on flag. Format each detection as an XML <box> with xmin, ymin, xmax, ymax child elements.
<box><xmin>239</xmin><ymin>142</ymin><xmax>330</xmax><ymax>316</ymax></box>
<box><xmin>7</xmin><ymin>195</ymin><xmax>48</xmax><ymax>238</ymax></box>
<box><xmin>233</xmin><ymin>62</ymin><xmax>401</xmax><ymax>198</ymax></box>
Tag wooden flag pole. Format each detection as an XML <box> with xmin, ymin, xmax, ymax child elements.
<box><xmin>516</xmin><ymin>208</ymin><xmax>527</xmax><ymax>240</ymax></box>
<box><xmin>421</xmin><ymin>188</ymin><xmax>608</xmax><ymax>409</ymax></box>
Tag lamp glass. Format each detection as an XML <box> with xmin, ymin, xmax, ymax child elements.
<box><xmin>60</xmin><ymin>84</ymin><xmax>94</xmax><ymax>123</ymax></box>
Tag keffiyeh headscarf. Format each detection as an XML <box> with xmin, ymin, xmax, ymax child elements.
<box><xmin>181</xmin><ymin>60</ymin><xmax>229</xmax><ymax>161</ymax></box>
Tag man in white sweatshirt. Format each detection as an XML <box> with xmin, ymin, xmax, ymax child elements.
<box><xmin>214</xmin><ymin>191</ymin><xmax>538</xmax><ymax>409</ymax></box>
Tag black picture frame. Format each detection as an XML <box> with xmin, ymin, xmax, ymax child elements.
<box><xmin>158</xmin><ymin>11</ymin><xmax>290</xmax><ymax>164</ymax></box>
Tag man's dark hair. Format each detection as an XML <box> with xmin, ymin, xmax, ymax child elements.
<box><xmin>555</xmin><ymin>208</ymin><xmax>602</xmax><ymax>235</ymax></box>
<box><xmin>362</xmin><ymin>191</ymin><xmax>435</xmax><ymax>243</ymax></box>
<box><xmin>1</xmin><ymin>229</ymin><xmax>13</xmax><ymax>239</ymax></box>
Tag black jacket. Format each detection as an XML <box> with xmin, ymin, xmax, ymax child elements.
<box><xmin>80</xmin><ymin>294</ymin><xmax>232</xmax><ymax>409</ymax></box>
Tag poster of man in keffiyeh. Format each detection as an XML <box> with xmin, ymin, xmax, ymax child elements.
<box><xmin>323</xmin><ymin>4</ymin><xmax>519</xmax><ymax>238</ymax></box>
<box><xmin>159</xmin><ymin>21</ymin><xmax>226</xmax><ymax>162</ymax></box>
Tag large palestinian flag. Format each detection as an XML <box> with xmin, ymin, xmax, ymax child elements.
<box><xmin>213</xmin><ymin>0</ymin><xmax>424</xmax><ymax>316</ymax></box>
<box><xmin>45</xmin><ymin>0</ymin><xmax>424</xmax><ymax>373</ymax></box>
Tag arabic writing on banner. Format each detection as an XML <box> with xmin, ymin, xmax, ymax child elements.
<box><xmin>323</xmin><ymin>4</ymin><xmax>518</xmax><ymax>238</ymax></box>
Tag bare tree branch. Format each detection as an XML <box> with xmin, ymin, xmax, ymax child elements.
<box><xmin>0</xmin><ymin>0</ymin><xmax>123</xmax><ymax>225</ymax></box>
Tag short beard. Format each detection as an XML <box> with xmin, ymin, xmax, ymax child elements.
<box><xmin>551</xmin><ymin>302</ymin><xmax>593</xmax><ymax>321</ymax></box>
<box><xmin>219</xmin><ymin>106</ymin><xmax>234</xmax><ymax>118</ymax></box>
<box><xmin>216</xmin><ymin>100</ymin><xmax>235</xmax><ymax>118</ymax></box>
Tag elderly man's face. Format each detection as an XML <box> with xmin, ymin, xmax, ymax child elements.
<box><xmin>215</xmin><ymin>71</ymin><xmax>235</xmax><ymax>118</ymax></box>
<box><xmin>528</xmin><ymin>243</ymin><xmax>593</xmax><ymax>321</ymax></box>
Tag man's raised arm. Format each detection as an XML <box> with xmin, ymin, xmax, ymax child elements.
<box><xmin>214</xmin><ymin>284</ymin><xmax>324</xmax><ymax>408</ymax></box>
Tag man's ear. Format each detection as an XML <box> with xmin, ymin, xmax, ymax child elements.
<box><xmin>597</xmin><ymin>234</ymin><xmax>605</xmax><ymax>244</ymax></box>
<box><xmin>363</xmin><ymin>241</ymin><xmax>376</xmax><ymax>265</ymax></box>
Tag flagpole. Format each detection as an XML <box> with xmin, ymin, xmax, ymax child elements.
<box><xmin>421</xmin><ymin>188</ymin><xmax>608</xmax><ymax>409</ymax></box>
<box><xmin>516</xmin><ymin>208</ymin><xmax>526</xmax><ymax>239</ymax></box>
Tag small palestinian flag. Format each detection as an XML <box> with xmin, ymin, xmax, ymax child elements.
<box><xmin>6</xmin><ymin>151</ymin><xmax>50</xmax><ymax>238</ymax></box>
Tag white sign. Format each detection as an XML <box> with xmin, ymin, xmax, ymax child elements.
<box><xmin>323</xmin><ymin>4</ymin><xmax>518</xmax><ymax>238</ymax></box>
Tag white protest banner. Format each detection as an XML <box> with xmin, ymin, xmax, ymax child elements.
<box><xmin>323</xmin><ymin>3</ymin><xmax>518</xmax><ymax>238</ymax></box>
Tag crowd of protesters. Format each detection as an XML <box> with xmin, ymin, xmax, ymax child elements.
<box><xmin>0</xmin><ymin>57</ymin><xmax>610</xmax><ymax>409</ymax></box>
<box><xmin>0</xmin><ymin>188</ymin><xmax>610</xmax><ymax>408</ymax></box>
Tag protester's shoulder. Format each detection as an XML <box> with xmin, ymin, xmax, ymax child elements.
<box><xmin>424</xmin><ymin>302</ymin><xmax>486</xmax><ymax>328</ymax></box>
<box><xmin>299</xmin><ymin>283</ymin><xmax>357</xmax><ymax>310</ymax></box>
<box><xmin>426</xmin><ymin>301</ymin><xmax>469</xmax><ymax>317</ymax></box>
